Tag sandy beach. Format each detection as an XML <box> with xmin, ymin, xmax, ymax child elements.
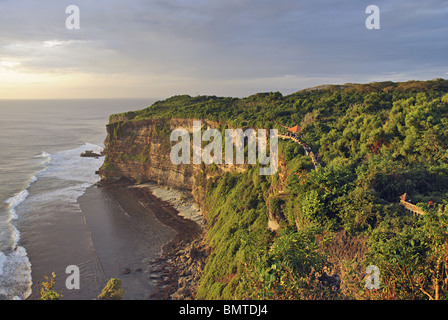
<box><xmin>131</xmin><ymin>182</ymin><xmax>204</xmax><ymax>226</ymax></box>
<box><xmin>22</xmin><ymin>180</ymin><xmax>203</xmax><ymax>300</ymax></box>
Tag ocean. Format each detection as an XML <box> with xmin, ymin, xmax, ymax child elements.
<box><xmin>0</xmin><ymin>99</ymin><xmax>154</xmax><ymax>300</ymax></box>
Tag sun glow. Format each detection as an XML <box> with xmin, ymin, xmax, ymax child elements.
<box><xmin>1</xmin><ymin>61</ymin><xmax>21</xmax><ymax>68</ymax></box>
<box><xmin>0</xmin><ymin>67</ymin><xmax>95</xmax><ymax>99</ymax></box>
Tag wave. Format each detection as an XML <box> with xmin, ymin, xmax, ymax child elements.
<box><xmin>6</xmin><ymin>189</ymin><xmax>29</xmax><ymax>221</ymax></box>
<box><xmin>40</xmin><ymin>151</ymin><xmax>51</xmax><ymax>159</ymax></box>
<box><xmin>0</xmin><ymin>247</ymin><xmax>32</xmax><ymax>300</ymax></box>
<box><xmin>8</xmin><ymin>143</ymin><xmax>103</xmax><ymax>218</ymax></box>
<box><xmin>0</xmin><ymin>142</ymin><xmax>103</xmax><ymax>300</ymax></box>
<box><xmin>5</xmin><ymin>174</ymin><xmax>38</xmax><ymax>248</ymax></box>
<box><xmin>0</xmin><ymin>169</ymin><xmax>41</xmax><ymax>299</ymax></box>
<box><xmin>3</xmin><ymin>151</ymin><xmax>51</xmax><ymax>240</ymax></box>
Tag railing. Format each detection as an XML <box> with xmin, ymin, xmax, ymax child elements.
<box><xmin>278</xmin><ymin>133</ymin><xmax>320</xmax><ymax>170</ymax></box>
<box><xmin>400</xmin><ymin>199</ymin><xmax>425</xmax><ymax>216</ymax></box>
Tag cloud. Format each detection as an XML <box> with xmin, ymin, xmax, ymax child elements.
<box><xmin>0</xmin><ymin>0</ymin><xmax>447</xmax><ymax>98</ymax></box>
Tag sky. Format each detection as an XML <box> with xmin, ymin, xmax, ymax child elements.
<box><xmin>0</xmin><ymin>0</ymin><xmax>447</xmax><ymax>99</ymax></box>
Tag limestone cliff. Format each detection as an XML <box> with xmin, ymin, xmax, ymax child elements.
<box><xmin>98</xmin><ymin>117</ymin><xmax>246</xmax><ymax>207</ymax></box>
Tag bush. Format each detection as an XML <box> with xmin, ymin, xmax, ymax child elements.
<box><xmin>38</xmin><ymin>273</ymin><xmax>63</xmax><ymax>300</ymax></box>
<box><xmin>97</xmin><ymin>278</ymin><xmax>125</xmax><ymax>300</ymax></box>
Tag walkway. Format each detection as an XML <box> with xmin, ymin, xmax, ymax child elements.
<box><xmin>278</xmin><ymin>132</ymin><xmax>321</xmax><ymax>170</ymax></box>
<box><xmin>399</xmin><ymin>193</ymin><xmax>425</xmax><ymax>216</ymax></box>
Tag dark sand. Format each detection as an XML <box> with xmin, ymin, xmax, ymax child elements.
<box><xmin>24</xmin><ymin>182</ymin><xmax>201</xmax><ymax>300</ymax></box>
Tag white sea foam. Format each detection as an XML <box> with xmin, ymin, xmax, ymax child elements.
<box><xmin>18</xmin><ymin>143</ymin><xmax>103</xmax><ymax>208</ymax></box>
<box><xmin>0</xmin><ymin>246</ymin><xmax>32</xmax><ymax>300</ymax></box>
<box><xmin>1</xmin><ymin>170</ymin><xmax>39</xmax><ymax>299</ymax></box>
<box><xmin>40</xmin><ymin>151</ymin><xmax>51</xmax><ymax>159</ymax></box>
<box><xmin>0</xmin><ymin>251</ymin><xmax>6</xmax><ymax>276</ymax></box>
<box><xmin>38</xmin><ymin>143</ymin><xmax>103</xmax><ymax>199</ymax></box>
<box><xmin>0</xmin><ymin>142</ymin><xmax>103</xmax><ymax>300</ymax></box>
<box><xmin>6</xmin><ymin>189</ymin><xmax>29</xmax><ymax>221</ymax></box>
<box><xmin>33</xmin><ymin>151</ymin><xmax>51</xmax><ymax>164</ymax></box>
<box><xmin>5</xmin><ymin>173</ymin><xmax>39</xmax><ymax>221</ymax></box>
<box><xmin>12</xmin><ymin>225</ymin><xmax>20</xmax><ymax>248</ymax></box>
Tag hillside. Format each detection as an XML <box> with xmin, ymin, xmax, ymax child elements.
<box><xmin>101</xmin><ymin>78</ymin><xmax>448</xmax><ymax>299</ymax></box>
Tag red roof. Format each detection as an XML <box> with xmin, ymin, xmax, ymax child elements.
<box><xmin>287</xmin><ymin>125</ymin><xmax>301</xmax><ymax>133</ymax></box>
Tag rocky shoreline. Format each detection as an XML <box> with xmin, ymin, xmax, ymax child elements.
<box><xmin>147</xmin><ymin>237</ymin><xmax>209</xmax><ymax>300</ymax></box>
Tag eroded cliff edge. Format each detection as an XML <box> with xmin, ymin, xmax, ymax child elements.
<box><xmin>98</xmin><ymin>117</ymin><xmax>247</xmax><ymax>212</ymax></box>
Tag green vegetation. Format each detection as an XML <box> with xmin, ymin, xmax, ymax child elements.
<box><xmin>38</xmin><ymin>273</ymin><xmax>63</xmax><ymax>300</ymax></box>
<box><xmin>101</xmin><ymin>158</ymin><xmax>116</xmax><ymax>172</ymax></box>
<box><xmin>196</xmin><ymin>167</ymin><xmax>271</xmax><ymax>299</ymax></box>
<box><xmin>97</xmin><ymin>278</ymin><xmax>125</xmax><ymax>300</ymax></box>
<box><xmin>37</xmin><ymin>276</ymin><xmax>125</xmax><ymax>300</ymax></box>
<box><xmin>115</xmin><ymin>79</ymin><xmax>448</xmax><ymax>299</ymax></box>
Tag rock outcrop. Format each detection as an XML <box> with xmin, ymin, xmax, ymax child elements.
<box><xmin>80</xmin><ymin>150</ymin><xmax>102</xmax><ymax>158</ymax></box>
<box><xmin>147</xmin><ymin>237</ymin><xmax>208</xmax><ymax>300</ymax></box>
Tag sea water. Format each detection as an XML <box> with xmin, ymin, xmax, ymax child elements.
<box><xmin>0</xmin><ymin>99</ymin><xmax>152</xmax><ymax>300</ymax></box>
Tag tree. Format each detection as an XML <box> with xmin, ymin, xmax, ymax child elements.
<box><xmin>247</xmin><ymin>227</ymin><xmax>333</xmax><ymax>299</ymax></box>
<box><xmin>366</xmin><ymin>212</ymin><xmax>448</xmax><ymax>299</ymax></box>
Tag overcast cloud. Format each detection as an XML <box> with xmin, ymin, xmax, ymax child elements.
<box><xmin>0</xmin><ymin>0</ymin><xmax>447</xmax><ymax>98</ymax></box>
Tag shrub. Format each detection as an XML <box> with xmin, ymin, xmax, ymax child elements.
<box><xmin>97</xmin><ymin>278</ymin><xmax>125</xmax><ymax>300</ymax></box>
<box><xmin>38</xmin><ymin>273</ymin><xmax>63</xmax><ymax>300</ymax></box>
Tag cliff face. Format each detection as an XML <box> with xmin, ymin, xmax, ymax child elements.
<box><xmin>98</xmin><ymin>117</ymin><xmax>246</xmax><ymax>207</ymax></box>
<box><xmin>100</xmin><ymin>118</ymin><xmax>195</xmax><ymax>188</ymax></box>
